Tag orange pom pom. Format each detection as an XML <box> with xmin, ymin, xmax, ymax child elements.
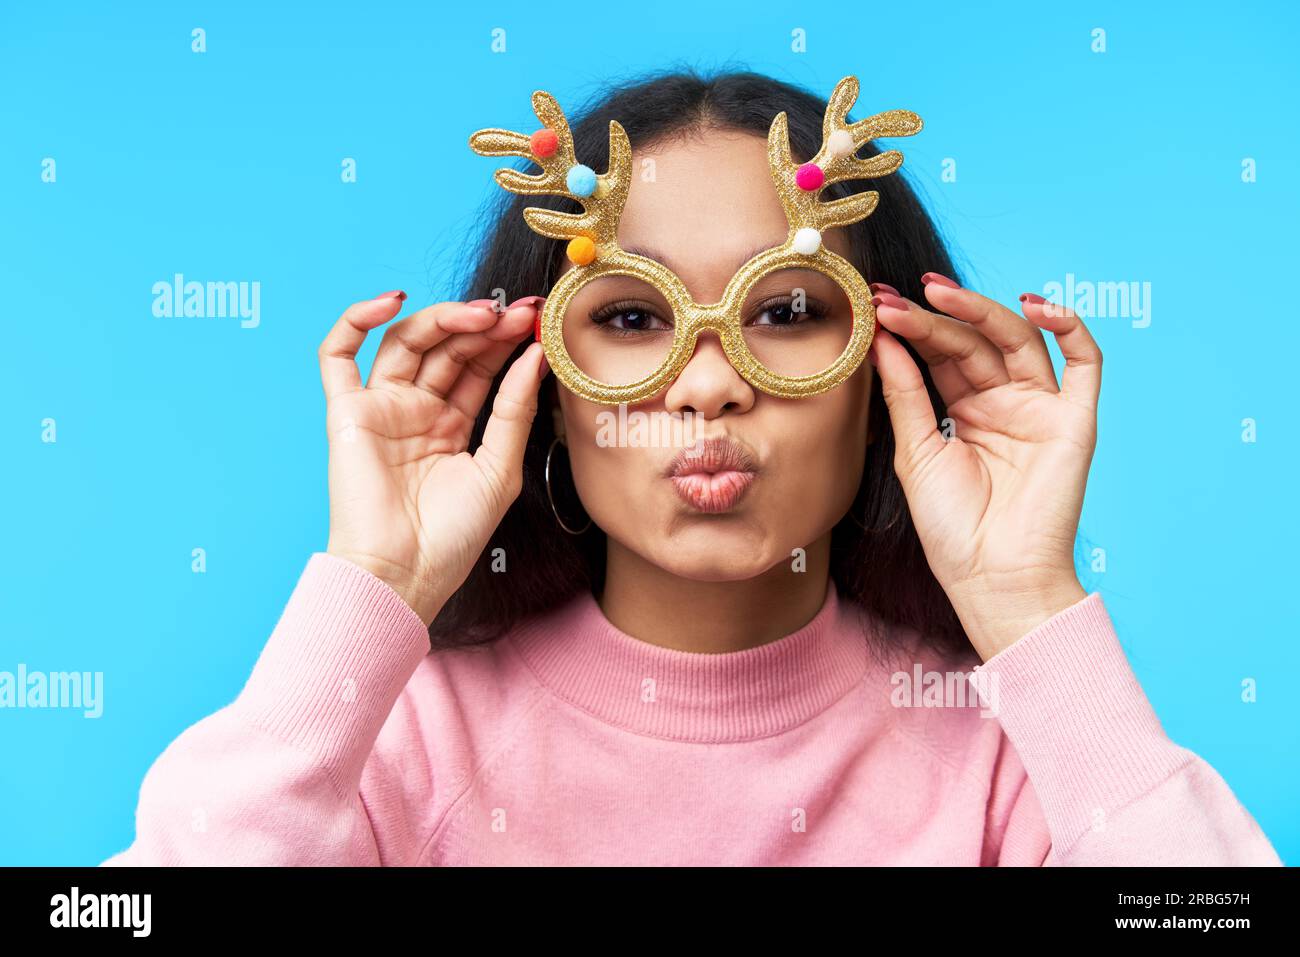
<box><xmin>567</xmin><ymin>236</ymin><xmax>597</xmax><ymax>266</ymax></box>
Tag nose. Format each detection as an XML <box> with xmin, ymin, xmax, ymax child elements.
<box><xmin>662</xmin><ymin>330</ymin><xmax>756</xmax><ymax>418</ymax></box>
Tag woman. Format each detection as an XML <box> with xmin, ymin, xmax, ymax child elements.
<box><xmin>103</xmin><ymin>69</ymin><xmax>1280</xmax><ymax>866</ymax></box>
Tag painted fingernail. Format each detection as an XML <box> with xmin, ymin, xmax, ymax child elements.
<box><xmin>534</xmin><ymin>313</ymin><xmax>542</xmax><ymax>342</ymax></box>
<box><xmin>468</xmin><ymin>297</ymin><xmax>505</xmax><ymax>312</ymax></box>
<box><xmin>875</xmin><ymin>292</ymin><xmax>909</xmax><ymax>311</ymax></box>
<box><xmin>921</xmin><ymin>272</ymin><xmax>959</xmax><ymax>289</ymax></box>
<box><xmin>509</xmin><ymin>295</ymin><xmax>546</xmax><ymax>309</ymax></box>
<box><xmin>1019</xmin><ymin>292</ymin><xmax>1047</xmax><ymax>304</ymax></box>
<box><xmin>377</xmin><ymin>290</ymin><xmax>407</xmax><ymax>301</ymax></box>
<box><xmin>869</xmin><ymin>282</ymin><xmax>900</xmax><ymax>297</ymax></box>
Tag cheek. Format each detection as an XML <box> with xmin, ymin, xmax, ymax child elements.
<box><xmin>776</xmin><ymin>386</ymin><xmax>871</xmax><ymax>490</ymax></box>
<box><xmin>555</xmin><ymin>395</ymin><xmax>635</xmax><ymax>511</ymax></box>
<box><xmin>833</xmin><ymin>362</ymin><xmax>875</xmax><ymax>442</ymax></box>
<box><xmin>557</xmin><ymin>391</ymin><xmax>607</xmax><ymax>448</ymax></box>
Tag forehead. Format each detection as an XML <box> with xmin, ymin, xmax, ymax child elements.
<box><xmin>612</xmin><ymin>128</ymin><xmax>850</xmax><ymax>276</ymax></box>
<box><xmin>619</xmin><ymin>131</ymin><xmax>785</xmax><ymax>256</ymax></box>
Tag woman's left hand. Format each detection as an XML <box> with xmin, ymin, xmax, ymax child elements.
<box><xmin>867</xmin><ymin>274</ymin><xmax>1100</xmax><ymax>662</ymax></box>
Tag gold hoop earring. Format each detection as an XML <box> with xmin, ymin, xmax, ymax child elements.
<box><xmin>545</xmin><ymin>437</ymin><xmax>593</xmax><ymax>535</ymax></box>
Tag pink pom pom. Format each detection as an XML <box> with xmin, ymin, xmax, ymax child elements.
<box><xmin>795</xmin><ymin>163</ymin><xmax>825</xmax><ymax>191</ymax></box>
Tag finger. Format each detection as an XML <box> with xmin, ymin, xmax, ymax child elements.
<box><xmin>440</xmin><ymin>337</ymin><xmax>528</xmax><ymax>424</ymax></box>
<box><xmin>873</xmin><ymin>291</ymin><xmax>1011</xmax><ymax>400</ymax></box>
<box><xmin>868</xmin><ymin>326</ymin><xmax>944</xmax><ymax>471</ymax></box>
<box><xmin>411</xmin><ymin>302</ymin><xmax>538</xmax><ymax>398</ymax></box>
<box><xmin>368</xmin><ymin>300</ymin><xmax>506</xmax><ymax>386</ymax></box>
<box><xmin>473</xmin><ymin>341</ymin><xmax>549</xmax><ymax>499</ymax></box>
<box><xmin>1025</xmin><ymin>298</ymin><xmax>1102</xmax><ymax>409</ymax></box>
<box><xmin>919</xmin><ymin>274</ymin><xmax>1058</xmax><ymax>390</ymax></box>
<box><xmin>319</xmin><ymin>292</ymin><xmax>406</xmax><ymax>401</ymax></box>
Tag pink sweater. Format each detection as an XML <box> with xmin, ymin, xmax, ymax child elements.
<box><xmin>102</xmin><ymin>552</ymin><xmax>1281</xmax><ymax>866</ymax></box>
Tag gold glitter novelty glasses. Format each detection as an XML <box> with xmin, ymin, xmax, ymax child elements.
<box><xmin>469</xmin><ymin>75</ymin><xmax>923</xmax><ymax>405</ymax></box>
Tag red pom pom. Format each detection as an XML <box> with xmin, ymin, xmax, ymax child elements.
<box><xmin>531</xmin><ymin>129</ymin><xmax>559</xmax><ymax>158</ymax></box>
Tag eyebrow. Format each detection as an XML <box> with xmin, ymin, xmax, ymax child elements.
<box><xmin>621</xmin><ymin>239</ymin><xmax>786</xmax><ymax>275</ymax></box>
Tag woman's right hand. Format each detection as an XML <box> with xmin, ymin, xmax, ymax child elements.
<box><xmin>318</xmin><ymin>291</ymin><xmax>548</xmax><ymax>627</ymax></box>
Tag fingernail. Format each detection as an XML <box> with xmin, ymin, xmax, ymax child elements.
<box><xmin>377</xmin><ymin>290</ymin><xmax>407</xmax><ymax>301</ymax></box>
<box><xmin>468</xmin><ymin>298</ymin><xmax>504</xmax><ymax>312</ymax></box>
<box><xmin>875</xmin><ymin>292</ymin><xmax>909</xmax><ymax>311</ymax></box>
<box><xmin>921</xmin><ymin>272</ymin><xmax>959</xmax><ymax>289</ymax></box>
<box><xmin>1019</xmin><ymin>292</ymin><xmax>1047</xmax><ymax>304</ymax></box>
<box><xmin>509</xmin><ymin>295</ymin><xmax>546</xmax><ymax>309</ymax></box>
<box><xmin>869</xmin><ymin>282</ymin><xmax>900</xmax><ymax>297</ymax></box>
<box><xmin>534</xmin><ymin>314</ymin><xmax>542</xmax><ymax>343</ymax></box>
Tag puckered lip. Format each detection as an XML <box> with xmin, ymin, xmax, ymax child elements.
<box><xmin>665</xmin><ymin>436</ymin><xmax>759</xmax><ymax>478</ymax></box>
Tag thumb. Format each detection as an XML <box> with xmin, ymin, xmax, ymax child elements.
<box><xmin>474</xmin><ymin>341</ymin><xmax>548</xmax><ymax>501</ymax></box>
<box><xmin>869</xmin><ymin>327</ymin><xmax>942</xmax><ymax>471</ymax></box>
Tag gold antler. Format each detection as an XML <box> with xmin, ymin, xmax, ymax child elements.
<box><xmin>469</xmin><ymin>91</ymin><xmax>632</xmax><ymax>258</ymax></box>
<box><xmin>768</xmin><ymin>76</ymin><xmax>923</xmax><ymax>234</ymax></box>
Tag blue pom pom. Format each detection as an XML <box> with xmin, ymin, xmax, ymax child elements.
<box><xmin>566</xmin><ymin>164</ymin><xmax>598</xmax><ymax>197</ymax></box>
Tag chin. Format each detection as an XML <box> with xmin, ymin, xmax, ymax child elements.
<box><xmin>648</xmin><ymin>534</ymin><xmax>777</xmax><ymax>582</ymax></box>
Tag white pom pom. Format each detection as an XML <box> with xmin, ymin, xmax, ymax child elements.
<box><xmin>793</xmin><ymin>227</ymin><xmax>822</xmax><ymax>255</ymax></box>
<box><xmin>827</xmin><ymin>129</ymin><xmax>855</xmax><ymax>158</ymax></box>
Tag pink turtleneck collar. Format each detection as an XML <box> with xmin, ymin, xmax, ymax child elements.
<box><xmin>506</xmin><ymin>576</ymin><xmax>884</xmax><ymax>743</ymax></box>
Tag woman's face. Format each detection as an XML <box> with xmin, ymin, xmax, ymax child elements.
<box><xmin>554</xmin><ymin>127</ymin><xmax>874</xmax><ymax>581</ymax></box>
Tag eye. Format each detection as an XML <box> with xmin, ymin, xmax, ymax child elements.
<box><xmin>589</xmin><ymin>299</ymin><xmax>672</xmax><ymax>337</ymax></box>
<box><xmin>748</xmin><ymin>296</ymin><xmax>832</xmax><ymax>328</ymax></box>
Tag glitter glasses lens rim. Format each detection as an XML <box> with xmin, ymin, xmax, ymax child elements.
<box><xmin>540</xmin><ymin>244</ymin><xmax>875</xmax><ymax>404</ymax></box>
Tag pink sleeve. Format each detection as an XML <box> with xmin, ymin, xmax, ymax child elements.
<box><xmin>974</xmin><ymin>593</ymin><xmax>1283</xmax><ymax>866</ymax></box>
<box><xmin>100</xmin><ymin>553</ymin><xmax>432</xmax><ymax>866</ymax></box>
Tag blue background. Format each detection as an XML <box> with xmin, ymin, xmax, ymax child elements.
<box><xmin>1</xmin><ymin>1</ymin><xmax>1295</xmax><ymax>865</ymax></box>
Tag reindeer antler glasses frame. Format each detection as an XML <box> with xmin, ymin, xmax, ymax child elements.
<box><xmin>469</xmin><ymin>76</ymin><xmax>923</xmax><ymax>405</ymax></box>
